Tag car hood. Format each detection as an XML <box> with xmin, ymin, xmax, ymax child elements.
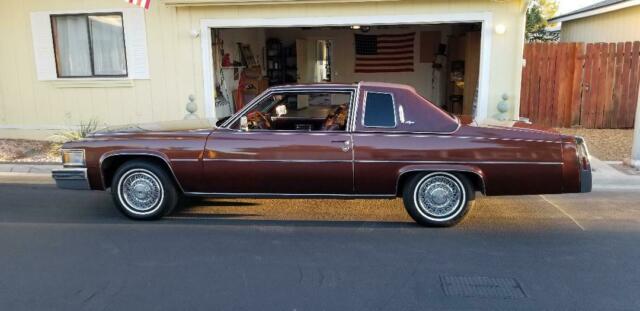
<box><xmin>90</xmin><ymin>118</ymin><xmax>216</xmax><ymax>136</ymax></box>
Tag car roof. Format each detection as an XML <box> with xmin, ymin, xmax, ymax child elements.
<box><xmin>267</xmin><ymin>81</ymin><xmax>415</xmax><ymax>92</ymax></box>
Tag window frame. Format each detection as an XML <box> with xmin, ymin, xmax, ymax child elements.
<box><xmin>223</xmin><ymin>88</ymin><xmax>356</xmax><ymax>133</ymax></box>
<box><xmin>361</xmin><ymin>91</ymin><xmax>397</xmax><ymax>129</ymax></box>
<box><xmin>50</xmin><ymin>12</ymin><xmax>128</xmax><ymax>78</ymax></box>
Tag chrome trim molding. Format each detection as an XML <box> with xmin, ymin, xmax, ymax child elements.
<box><xmin>223</xmin><ymin>130</ymin><xmax>351</xmax><ymax>135</ymax></box>
<box><xmin>200</xmin><ymin>158</ymin><xmax>562</xmax><ymax>165</ymax></box>
<box><xmin>170</xmin><ymin>158</ymin><xmax>201</xmax><ymax>162</ymax></box>
<box><xmin>52</xmin><ymin>168</ymin><xmax>90</xmax><ymax>190</ymax></box>
<box><xmin>349</xmin><ymin>83</ymin><xmax>361</xmax><ymax>132</ymax></box>
<box><xmin>183</xmin><ymin>192</ymin><xmax>395</xmax><ymax>199</ymax></box>
<box><xmin>203</xmin><ymin>158</ymin><xmax>352</xmax><ymax>163</ymax></box>
<box><xmin>90</xmin><ymin>131</ymin><xmax>211</xmax><ymax>137</ymax></box>
<box><xmin>358</xmin><ymin>160</ymin><xmax>563</xmax><ymax>165</ymax></box>
<box><xmin>99</xmin><ymin>152</ymin><xmax>185</xmax><ymax>192</ymax></box>
<box><xmin>352</xmin><ymin>132</ymin><xmax>560</xmax><ymax>143</ymax></box>
<box><xmin>221</xmin><ymin>87</ymin><xmax>357</xmax><ymax>130</ymax></box>
<box><xmin>52</xmin><ymin>167</ymin><xmax>88</xmax><ymax>179</ymax></box>
<box><xmin>361</xmin><ymin>91</ymin><xmax>398</xmax><ymax>129</ymax></box>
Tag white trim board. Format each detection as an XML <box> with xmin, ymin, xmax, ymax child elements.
<box><xmin>166</xmin><ymin>0</ymin><xmax>398</xmax><ymax>5</ymax></box>
<box><xmin>30</xmin><ymin>8</ymin><xmax>149</xmax><ymax>81</ymax></box>
<box><xmin>200</xmin><ymin>13</ymin><xmax>493</xmax><ymax>121</ymax></box>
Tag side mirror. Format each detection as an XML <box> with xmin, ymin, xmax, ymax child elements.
<box><xmin>240</xmin><ymin>116</ymin><xmax>249</xmax><ymax>131</ymax></box>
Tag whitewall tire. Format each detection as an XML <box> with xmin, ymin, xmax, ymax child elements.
<box><xmin>111</xmin><ymin>160</ymin><xmax>179</xmax><ymax>220</ymax></box>
<box><xmin>402</xmin><ymin>172</ymin><xmax>474</xmax><ymax>227</ymax></box>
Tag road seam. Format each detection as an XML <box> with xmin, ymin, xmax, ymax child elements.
<box><xmin>539</xmin><ymin>195</ymin><xmax>586</xmax><ymax>231</ymax></box>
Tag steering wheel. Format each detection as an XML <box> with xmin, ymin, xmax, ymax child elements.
<box><xmin>247</xmin><ymin>111</ymin><xmax>272</xmax><ymax>130</ymax></box>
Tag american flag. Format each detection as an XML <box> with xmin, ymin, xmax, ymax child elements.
<box><xmin>124</xmin><ymin>0</ymin><xmax>151</xmax><ymax>10</ymax></box>
<box><xmin>354</xmin><ymin>32</ymin><xmax>415</xmax><ymax>73</ymax></box>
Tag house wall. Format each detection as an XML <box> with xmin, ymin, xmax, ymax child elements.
<box><xmin>559</xmin><ymin>5</ymin><xmax>640</xmax><ymax>43</ymax></box>
<box><xmin>0</xmin><ymin>0</ymin><xmax>526</xmax><ymax>139</ymax></box>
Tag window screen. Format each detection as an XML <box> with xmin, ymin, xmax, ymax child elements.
<box><xmin>363</xmin><ymin>92</ymin><xmax>396</xmax><ymax>127</ymax></box>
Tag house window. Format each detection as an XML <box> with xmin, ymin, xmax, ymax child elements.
<box><xmin>51</xmin><ymin>13</ymin><xmax>127</xmax><ymax>77</ymax></box>
<box><xmin>363</xmin><ymin>92</ymin><xmax>396</xmax><ymax>127</ymax></box>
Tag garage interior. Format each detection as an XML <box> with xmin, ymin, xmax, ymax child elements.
<box><xmin>210</xmin><ymin>23</ymin><xmax>481</xmax><ymax>119</ymax></box>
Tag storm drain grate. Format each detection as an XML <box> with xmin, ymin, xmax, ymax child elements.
<box><xmin>440</xmin><ymin>276</ymin><xmax>526</xmax><ymax>299</ymax></box>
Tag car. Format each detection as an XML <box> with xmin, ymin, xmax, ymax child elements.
<box><xmin>52</xmin><ymin>82</ymin><xmax>592</xmax><ymax>227</ymax></box>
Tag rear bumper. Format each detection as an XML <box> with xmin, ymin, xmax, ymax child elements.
<box><xmin>580</xmin><ymin>168</ymin><xmax>592</xmax><ymax>193</ymax></box>
<box><xmin>52</xmin><ymin>168</ymin><xmax>90</xmax><ymax>190</ymax></box>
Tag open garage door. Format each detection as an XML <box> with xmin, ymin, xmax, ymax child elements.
<box><xmin>200</xmin><ymin>15</ymin><xmax>491</xmax><ymax>122</ymax></box>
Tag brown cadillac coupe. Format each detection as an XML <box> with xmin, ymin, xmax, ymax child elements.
<box><xmin>53</xmin><ymin>82</ymin><xmax>591</xmax><ymax>226</ymax></box>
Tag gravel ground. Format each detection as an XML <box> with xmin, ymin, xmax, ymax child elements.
<box><xmin>555</xmin><ymin>128</ymin><xmax>634</xmax><ymax>161</ymax></box>
<box><xmin>0</xmin><ymin>139</ymin><xmax>60</xmax><ymax>163</ymax></box>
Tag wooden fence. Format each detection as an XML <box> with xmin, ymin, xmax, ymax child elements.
<box><xmin>520</xmin><ymin>41</ymin><xmax>640</xmax><ymax>128</ymax></box>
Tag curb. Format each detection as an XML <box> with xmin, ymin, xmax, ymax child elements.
<box><xmin>0</xmin><ymin>163</ymin><xmax>61</xmax><ymax>174</ymax></box>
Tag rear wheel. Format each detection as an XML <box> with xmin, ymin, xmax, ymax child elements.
<box><xmin>111</xmin><ymin>160</ymin><xmax>179</xmax><ymax>220</ymax></box>
<box><xmin>402</xmin><ymin>172</ymin><xmax>474</xmax><ymax>227</ymax></box>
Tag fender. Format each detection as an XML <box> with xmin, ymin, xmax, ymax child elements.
<box><xmin>98</xmin><ymin>149</ymin><xmax>185</xmax><ymax>192</ymax></box>
<box><xmin>396</xmin><ymin>164</ymin><xmax>487</xmax><ymax>195</ymax></box>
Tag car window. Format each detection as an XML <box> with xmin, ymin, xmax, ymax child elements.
<box><xmin>363</xmin><ymin>92</ymin><xmax>396</xmax><ymax>128</ymax></box>
<box><xmin>229</xmin><ymin>91</ymin><xmax>353</xmax><ymax>131</ymax></box>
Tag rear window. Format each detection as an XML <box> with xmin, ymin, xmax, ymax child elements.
<box><xmin>363</xmin><ymin>92</ymin><xmax>396</xmax><ymax>127</ymax></box>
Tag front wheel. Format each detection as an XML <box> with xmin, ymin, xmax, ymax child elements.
<box><xmin>111</xmin><ymin>160</ymin><xmax>179</xmax><ymax>220</ymax></box>
<box><xmin>402</xmin><ymin>172</ymin><xmax>474</xmax><ymax>227</ymax></box>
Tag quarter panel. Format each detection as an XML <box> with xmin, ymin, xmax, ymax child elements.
<box><xmin>353</xmin><ymin>132</ymin><xmax>564</xmax><ymax>195</ymax></box>
<box><xmin>68</xmin><ymin>132</ymin><xmax>209</xmax><ymax>191</ymax></box>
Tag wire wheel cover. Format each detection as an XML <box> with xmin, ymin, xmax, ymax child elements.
<box><xmin>120</xmin><ymin>170</ymin><xmax>163</xmax><ymax>212</ymax></box>
<box><xmin>416</xmin><ymin>175</ymin><xmax>463</xmax><ymax>218</ymax></box>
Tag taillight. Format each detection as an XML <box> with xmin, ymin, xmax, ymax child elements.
<box><xmin>581</xmin><ymin>157</ymin><xmax>589</xmax><ymax>170</ymax></box>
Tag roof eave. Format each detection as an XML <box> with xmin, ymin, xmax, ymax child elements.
<box><xmin>549</xmin><ymin>0</ymin><xmax>640</xmax><ymax>23</ymax></box>
<box><xmin>162</xmin><ymin>0</ymin><xmax>398</xmax><ymax>6</ymax></box>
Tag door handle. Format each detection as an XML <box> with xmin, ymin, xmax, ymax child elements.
<box><xmin>331</xmin><ymin>140</ymin><xmax>351</xmax><ymax>152</ymax></box>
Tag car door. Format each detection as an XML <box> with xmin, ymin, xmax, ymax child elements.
<box><xmin>201</xmin><ymin>89</ymin><xmax>355</xmax><ymax>195</ymax></box>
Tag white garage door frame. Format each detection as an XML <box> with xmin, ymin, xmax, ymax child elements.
<box><xmin>200</xmin><ymin>12</ymin><xmax>493</xmax><ymax>121</ymax></box>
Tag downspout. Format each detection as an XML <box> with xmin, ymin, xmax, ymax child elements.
<box><xmin>511</xmin><ymin>0</ymin><xmax>530</xmax><ymax>121</ymax></box>
<box><xmin>626</xmin><ymin>84</ymin><xmax>640</xmax><ymax>168</ymax></box>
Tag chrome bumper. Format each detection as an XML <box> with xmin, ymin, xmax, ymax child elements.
<box><xmin>580</xmin><ymin>168</ymin><xmax>592</xmax><ymax>193</ymax></box>
<box><xmin>52</xmin><ymin>168</ymin><xmax>90</xmax><ymax>190</ymax></box>
<box><xmin>575</xmin><ymin>136</ymin><xmax>592</xmax><ymax>193</ymax></box>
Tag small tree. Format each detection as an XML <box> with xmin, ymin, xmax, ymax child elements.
<box><xmin>526</xmin><ymin>0</ymin><xmax>559</xmax><ymax>42</ymax></box>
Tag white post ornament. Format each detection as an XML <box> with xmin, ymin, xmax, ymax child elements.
<box><xmin>495</xmin><ymin>93</ymin><xmax>509</xmax><ymax>121</ymax></box>
<box><xmin>184</xmin><ymin>95</ymin><xmax>199</xmax><ymax>120</ymax></box>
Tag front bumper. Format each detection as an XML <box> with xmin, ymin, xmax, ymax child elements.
<box><xmin>52</xmin><ymin>168</ymin><xmax>90</xmax><ymax>190</ymax></box>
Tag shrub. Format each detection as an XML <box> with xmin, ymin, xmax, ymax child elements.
<box><xmin>49</xmin><ymin>119</ymin><xmax>100</xmax><ymax>155</ymax></box>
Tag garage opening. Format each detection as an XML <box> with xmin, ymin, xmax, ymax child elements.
<box><xmin>208</xmin><ymin>23</ymin><xmax>482</xmax><ymax>120</ymax></box>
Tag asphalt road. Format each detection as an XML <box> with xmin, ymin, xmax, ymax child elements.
<box><xmin>1</xmin><ymin>174</ymin><xmax>639</xmax><ymax>310</ymax></box>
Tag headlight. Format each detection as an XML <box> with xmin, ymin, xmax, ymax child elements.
<box><xmin>61</xmin><ymin>149</ymin><xmax>86</xmax><ymax>167</ymax></box>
